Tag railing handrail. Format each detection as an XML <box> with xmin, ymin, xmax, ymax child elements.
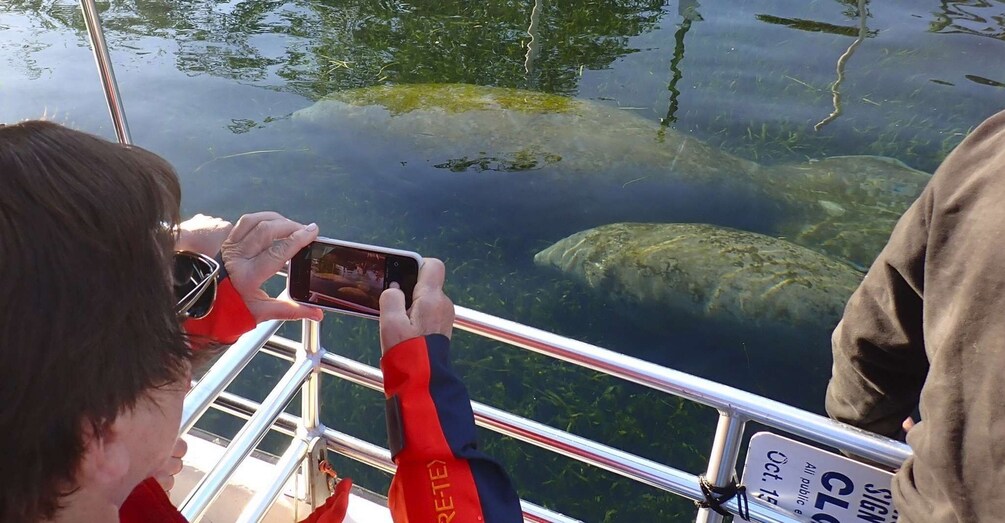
<box><xmin>210</xmin><ymin>390</ymin><xmax>590</xmax><ymax>523</ymax></box>
<box><xmin>259</xmin><ymin>337</ymin><xmax>802</xmax><ymax>523</ymax></box>
<box><xmin>453</xmin><ymin>306</ymin><xmax>912</xmax><ymax>468</ymax></box>
<box><xmin>183</xmin><ymin>305</ymin><xmax>909</xmax><ymax>523</ymax></box>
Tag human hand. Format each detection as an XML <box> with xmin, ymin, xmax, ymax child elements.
<box><xmin>153</xmin><ymin>437</ymin><xmax>187</xmax><ymax>493</ymax></box>
<box><xmin>220</xmin><ymin>212</ymin><xmax>324</xmax><ymax>323</ymax></box>
<box><xmin>378</xmin><ymin>258</ymin><xmax>454</xmax><ymax>354</ymax></box>
<box><xmin>175</xmin><ymin>214</ymin><xmax>233</xmax><ymax>256</ymax></box>
<box><xmin>902</xmin><ymin>416</ymin><xmax>915</xmax><ymax>433</ymax></box>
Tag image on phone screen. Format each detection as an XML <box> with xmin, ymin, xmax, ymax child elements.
<box><xmin>289</xmin><ymin>239</ymin><xmax>421</xmax><ymax>318</ymax></box>
<box><xmin>306</xmin><ymin>244</ymin><xmax>388</xmax><ymax>315</ymax></box>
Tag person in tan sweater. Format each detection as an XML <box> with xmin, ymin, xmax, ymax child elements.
<box><xmin>827</xmin><ymin>109</ymin><xmax>1005</xmax><ymax>522</ymax></box>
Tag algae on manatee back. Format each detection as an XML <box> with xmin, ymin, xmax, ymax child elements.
<box><xmin>322</xmin><ymin>83</ymin><xmax>578</xmax><ymax>115</ymax></box>
<box><xmin>534</xmin><ymin>222</ymin><xmax>864</xmax><ymax>331</ymax></box>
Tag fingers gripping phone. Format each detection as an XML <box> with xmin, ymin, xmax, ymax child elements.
<box><xmin>288</xmin><ymin>237</ymin><xmax>422</xmax><ymax>319</ymax></box>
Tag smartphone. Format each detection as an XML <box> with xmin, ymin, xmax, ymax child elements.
<box><xmin>288</xmin><ymin>237</ymin><xmax>422</xmax><ymax>319</ymax></box>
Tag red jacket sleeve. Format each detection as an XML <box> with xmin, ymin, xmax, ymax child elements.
<box><xmin>381</xmin><ymin>334</ymin><xmax>522</xmax><ymax>523</ymax></box>
<box><xmin>118</xmin><ymin>474</ymin><xmax>351</xmax><ymax>523</ymax></box>
<box><xmin>182</xmin><ymin>276</ymin><xmax>257</xmax><ymax>346</ymax></box>
<box><xmin>119</xmin><ymin>477</ymin><xmax>187</xmax><ymax>523</ymax></box>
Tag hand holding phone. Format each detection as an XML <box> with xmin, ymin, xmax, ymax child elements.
<box><xmin>221</xmin><ymin>213</ymin><xmax>324</xmax><ymax>323</ymax></box>
<box><xmin>378</xmin><ymin>258</ymin><xmax>454</xmax><ymax>354</ymax></box>
<box><xmin>288</xmin><ymin>237</ymin><xmax>422</xmax><ymax>319</ymax></box>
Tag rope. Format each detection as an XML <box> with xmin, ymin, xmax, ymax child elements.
<box><xmin>695</xmin><ymin>474</ymin><xmax>750</xmax><ymax>521</ymax></box>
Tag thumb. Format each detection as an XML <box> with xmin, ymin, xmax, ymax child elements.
<box><xmin>379</xmin><ymin>287</ymin><xmax>412</xmax><ymax>352</ymax></box>
<box><xmin>379</xmin><ymin>285</ymin><xmax>408</xmax><ymax>318</ymax></box>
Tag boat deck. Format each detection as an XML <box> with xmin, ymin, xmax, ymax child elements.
<box><xmin>173</xmin><ymin>432</ymin><xmax>392</xmax><ymax>523</ymax></box>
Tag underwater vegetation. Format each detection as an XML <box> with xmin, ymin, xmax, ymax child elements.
<box><xmin>187</xmin><ymin>147</ymin><xmax>716</xmax><ymax>521</ymax></box>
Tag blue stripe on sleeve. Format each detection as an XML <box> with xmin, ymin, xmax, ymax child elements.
<box><xmin>424</xmin><ymin>334</ymin><xmax>523</xmax><ymax>523</ymax></box>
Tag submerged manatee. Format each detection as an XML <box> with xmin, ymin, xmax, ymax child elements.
<box><xmin>293</xmin><ymin>83</ymin><xmax>757</xmax><ymax>182</ymax></box>
<box><xmin>755</xmin><ymin>155</ymin><xmax>931</xmax><ymax>268</ymax></box>
<box><xmin>534</xmin><ymin>223</ymin><xmax>863</xmax><ymax>331</ymax></box>
<box><xmin>295</xmin><ymin>84</ymin><xmax>930</xmax><ymax>267</ymax></box>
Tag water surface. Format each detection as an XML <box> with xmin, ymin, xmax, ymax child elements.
<box><xmin>2</xmin><ymin>1</ymin><xmax>1002</xmax><ymax>520</ymax></box>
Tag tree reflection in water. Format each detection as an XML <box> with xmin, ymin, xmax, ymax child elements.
<box><xmin>5</xmin><ymin>0</ymin><xmax>667</xmax><ymax>98</ymax></box>
<box><xmin>929</xmin><ymin>0</ymin><xmax>1005</xmax><ymax>40</ymax></box>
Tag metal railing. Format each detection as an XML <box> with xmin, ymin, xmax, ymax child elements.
<box><xmin>178</xmin><ymin>306</ymin><xmax>910</xmax><ymax>523</ymax></box>
<box><xmin>79</xmin><ymin>0</ymin><xmax>131</xmax><ymax>145</ymax></box>
<box><xmin>77</xmin><ymin>3</ymin><xmax>912</xmax><ymax>521</ymax></box>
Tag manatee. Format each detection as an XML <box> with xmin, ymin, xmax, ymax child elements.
<box><xmin>752</xmin><ymin>155</ymin><xmax>931</xmax><ymax>268</ymax></box>
<box><xmin>293</xmin><ymin>83</ymin><xmax>758</xmax><ymax>182</ymax></box>
<box><xmin>294</xmin><ymin>84</ymin><xmax>930</xmax><ymax>267</ymax></box>
<box><xmin>533</xmin><ymin>223</ymin><xmax>864</xmax><ymax>331</ymax></box>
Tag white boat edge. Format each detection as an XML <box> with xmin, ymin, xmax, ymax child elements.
<box><xmin>171</xmin><ymin>431</ymin><xmax>394</xmax><ymax>523</ymax></box>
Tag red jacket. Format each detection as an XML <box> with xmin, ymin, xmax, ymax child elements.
<box><xmin>382</xmin><ymin>334</ymin><xmax>522</xmax><ymax>523</ymax></box>
<box><xmin>120</xmin><ymin>277</ymin><xmax>521</xmax><ymax>522</ymax></box>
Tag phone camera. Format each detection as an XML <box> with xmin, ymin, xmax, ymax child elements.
<box><xmin>393</xmin><ymin>261</ymin><xmax>400</xmax><ymax>267</ymax></box>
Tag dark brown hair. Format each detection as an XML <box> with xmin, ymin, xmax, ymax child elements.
<box><xmin>0</xmin><ymin>120</ymin><xmax>191</xmax><ymax>521</ymax></box>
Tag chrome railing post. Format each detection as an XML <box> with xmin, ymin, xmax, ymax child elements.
<box><xmin>178</xmin><ymin>298</ymin><xmax>902</xmax><ymax>523</ymax></box>
<box><xmin>78</xmin><ymin>0</ymin><xmax>132</xmax><ymax>145</ymax></box>
<box><xmin>235</xmin><ymin>436</ymin><xmax>316</xmax><ymax>523</ymax></box>
<box><xmin>180</xmin><ymin>358</ymin><xmax>314</xmax><ymax>521</ymax></box>
<box><xmin>696</xmin><ymin>412</ymin><xmax>747</xmax><ymax>523</ymax></box>
<box><xmin>182</xmin><ymin>319</ymin><xmax>285</xmax><ymax>435</ymax></box>
<box><xmin>263</xmin><ymin>339</ymin><xmax>801</xmax><ymax>522</ymax></box>
<box><xmin>300</xmin><ymin>318</ymin><xmax>330</xmax><ymax>509</ymax></box>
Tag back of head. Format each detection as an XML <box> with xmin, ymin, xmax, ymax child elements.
<box><xmin>0</xmin><ymin>120</ymin><xmax>190</xmax><ymax>521</ymax></box>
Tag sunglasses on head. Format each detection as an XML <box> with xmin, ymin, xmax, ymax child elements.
<box><xmin>174</xmin><ymin>251</ymin><xmax>221</xmax><ymax>320</ymax></box>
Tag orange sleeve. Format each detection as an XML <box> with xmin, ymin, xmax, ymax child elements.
<box><xmin>182</xmin><ymin>276</ymin><xmax>256</xmax><ymax>346</ymax></box>
<box><xmin>381</xmin><ymin>335</ymin><xmax>522</xmax><ymax>523</ymax></box>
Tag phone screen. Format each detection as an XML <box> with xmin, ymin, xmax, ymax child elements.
<box><xmin>289</xmin><ymin>241</ymin><xmax>420</xmax><ymax>317</ymax></box>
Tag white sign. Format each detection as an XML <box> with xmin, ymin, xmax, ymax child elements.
<box><xmin>742</xmin><ymin>432</ymin><xmax>899</xmax><ymax>523</ymax></box>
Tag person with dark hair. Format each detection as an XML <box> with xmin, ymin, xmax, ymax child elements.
<box><xmin>1</xmin><ymin>119</ymin><xmax>197</xmax><ymax>522</ymax></box>
<box><xmin>826</xmin><ymin>109</ymin><xmax>1005</xmax><ymax>522</ymax></box>
<box><xmin>0</xmin><ymin>120</ymin><xmax>520</xmax><ymax>523</ymax></box>
<box><xmin>0</xmin><ymin>120</ymin><xmax>321</xmax><ymax>522</ymax></box>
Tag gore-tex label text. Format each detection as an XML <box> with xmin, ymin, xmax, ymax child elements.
<box><xmin>428</xmin><ymin>460</ymin><xmax>456</xmax><ymax>522</ymax></box>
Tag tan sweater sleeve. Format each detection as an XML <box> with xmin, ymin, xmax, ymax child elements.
<box><xmin>825</xmin><ymin>110</ymin><xmax>1005</xmax><ymax>521</ymax></box>
<box><xmin>825</xmin><ymin>182</ymin><xmax>933</xmax><ymax>438</ymax></box>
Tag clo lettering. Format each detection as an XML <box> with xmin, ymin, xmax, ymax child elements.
<box><xmin>810</xmin><ymin>471</ymin><xmax>854</xmax><ymax>522</ymax></box>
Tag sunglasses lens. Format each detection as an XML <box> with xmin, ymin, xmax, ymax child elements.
<box><xmin>174</xmin><ymin>252</ymin><xmax>220</xmax><ymax>320</ymax></box>
<box><xmin>173</xmin><ymin>256</ymin><xmax>197</xmax><ymax>295</ymax></box>
<box><xmin>186</xmin><ymin>278</ymin><xmax>217</xmax><ymax>319</ymax></box>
